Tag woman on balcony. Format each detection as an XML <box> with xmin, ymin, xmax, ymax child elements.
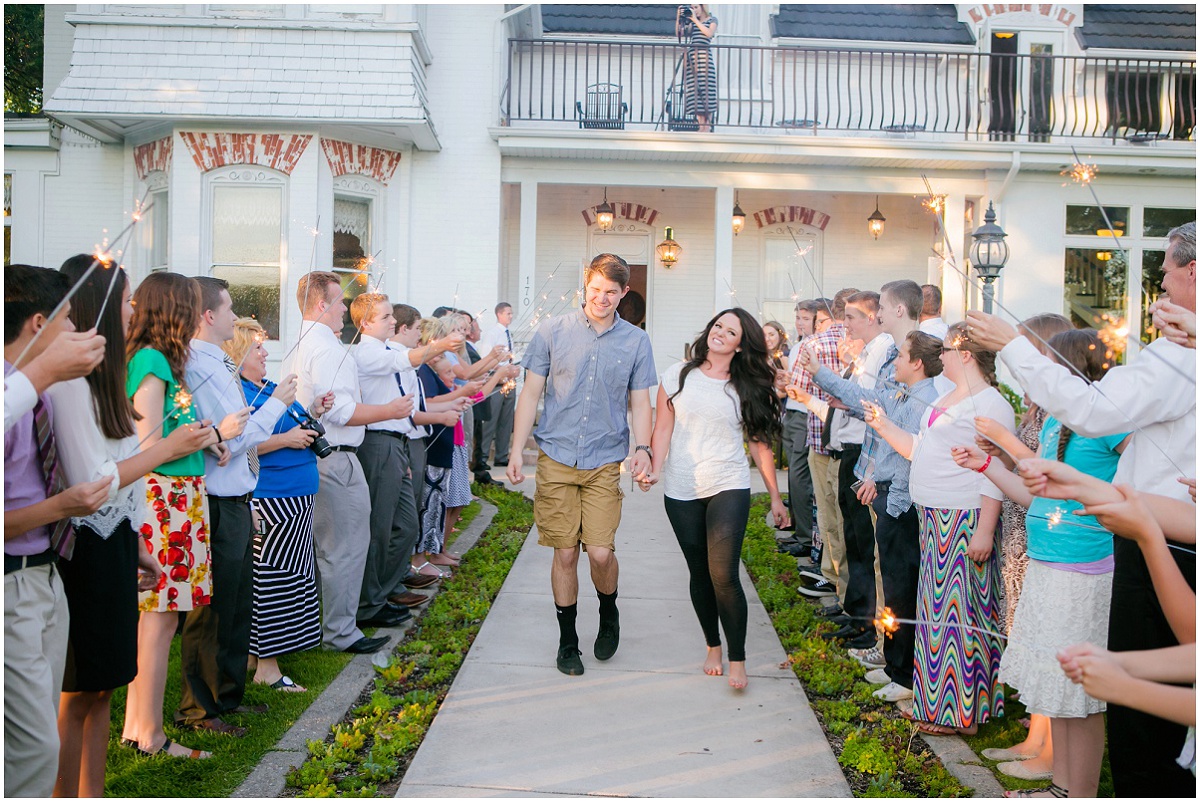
<box><xmin>676</xmin><ymin>4</ymin><xmax>718</xmax><ymax>133</ymax></box>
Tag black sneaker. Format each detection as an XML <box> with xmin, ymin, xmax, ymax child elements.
<box><xmin>594</xmin><ymin>620</ymin><xmax>620</xmax><ymax>661</ymax></box>
<box><xmin>797</xmin><ymin>576</ymin><xmax>837</xmax><ymax>599</ymax></box>
<box><xmin>816</xmin><ymin>604</ymin><xmax>845</xmax><ymax>618</ymax></box>
<box><xmin>556</xmin><ymin>645</ymin><xmax>584</xmax><ymax>675</ymax></box>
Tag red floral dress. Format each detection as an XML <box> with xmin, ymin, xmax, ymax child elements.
<box><xmin>138</xmin><ymin>474</ymin><xmax>212</xmax><ymax>612</ymax></box>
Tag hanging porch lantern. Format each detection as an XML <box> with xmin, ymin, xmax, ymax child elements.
<box><xmin>656</xmin><ymin>226</ymin><xmax>682</xmax><ymax>268</ymax></box>
<box><xmin>732</xmin><ymin>194</ymin><xmax>746</xmax><ymax>236</ymax></box>
<box><xmin>595</xmin><ymin>187</ymin><xmax>614</xmax><ymax>232</ymax></box>
<box><xmin>867</xmin><ymin>196</ymin><xmax>886</xmax><ymax>240</ymax></box>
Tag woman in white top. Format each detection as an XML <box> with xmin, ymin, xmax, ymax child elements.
<box><xmin>48</xmin><ymin>257</ymin><xmax>217</xmax><ymax>790</ymax></box>
<box><xmin>643</xmin><ymin>309</ymin><xmax>789</xmax><ymax>690</ymax></box>
<box><xmin>864</xmin><ymin>321</ymin><xmax>1014</xmax><ymax>737</ymax></box>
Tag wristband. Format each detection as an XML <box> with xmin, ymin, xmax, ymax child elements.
<box><xmin>635</xmin><ymin>444</ymin><xmax>652</xmax><ymax>459</ymax></box>
<box><xmin>975</xmin><ymin>455</ymin><xmax>991</xmax><ymax>473</ymax></box>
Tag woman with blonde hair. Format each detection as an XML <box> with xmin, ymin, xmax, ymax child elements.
<box><xmin>224</xmin><ymin>318</ymin><xmax>333</xmax><ymax>693</ymax></box>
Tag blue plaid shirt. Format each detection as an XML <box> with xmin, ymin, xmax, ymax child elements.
<box><xmin>813</xmin><ymin>348</ymin><xmax>940</xmax><ymax>517</ymax></box>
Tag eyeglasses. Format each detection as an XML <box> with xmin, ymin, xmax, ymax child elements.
<box><xmin>940</xmin><ymin>345</ymin><xmax>958</xmax><ymax>353</ymax></box>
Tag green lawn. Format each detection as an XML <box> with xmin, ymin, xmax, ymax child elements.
<box><xmin>103</xmin><ymin>500</ymin><xmax>483</xmax><ymax>797</ymax></box>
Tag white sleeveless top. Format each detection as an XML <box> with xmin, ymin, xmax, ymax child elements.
<box><xmin>661</xmin><ymin>361</ymin><xmax>750</xmax><ymax>501</ymax></box>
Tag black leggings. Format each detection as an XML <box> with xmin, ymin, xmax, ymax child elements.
<box><xmin>664</xmin><ymin>489</ymin><xmax>750</xmax><ymax>662</ymax></box>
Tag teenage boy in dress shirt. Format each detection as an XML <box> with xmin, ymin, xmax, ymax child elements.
<box><xmin>3</xmin><ymin>265</ymin><xmax>111</xmax><ymax>797</ymax></box>
<box><xmin>177</xmin><ymin>277</ymin><xmax>291</xmax><ymax>735</ymax></box>
<box><xmin>351</xmin><ymin>295</ymin><xmax>468</xmax><ymax>623</ymax></box>
<box><xmin>507</xmin><ymin>254</ymin><xmax>657</xmax><ymax>677</ymax></box>
<box><xmin>290</xmin><ymin>272</ymin><xmax>420</xmax><ymax>655</ymax></box>
<box><xmin>388</xmin><ymin>303</ymin><xmax>471</xmax><ymax>587</ymax></box>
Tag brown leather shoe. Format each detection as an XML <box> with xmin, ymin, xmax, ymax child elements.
<box><xmin>404</xmin><ymin>572</ymin><xmax>440</xmax><ymax>589</ymax></box>
<box><xmin>389</xmin><ymin>591</ymin><xmax>427</xmax><ymax>607</ymax></box>
<box><xmin>189</xmin><ymin>717</ymin><xmax>247</xmax><ymax>737</ymax></box>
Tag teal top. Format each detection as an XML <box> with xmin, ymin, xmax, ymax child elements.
<box><xmin>1025</xmin><ymin>416</ymin><xmax>1128</xmax><ymax>564</ymax></box>
<box><xmin>126</xmin><ymin>348</ymin><xmax>204</xmax><ymax>477</ymax></box>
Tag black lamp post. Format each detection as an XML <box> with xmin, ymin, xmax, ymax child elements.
<box><xmin>970</xmin><ymin>201</ymin><xmax>1009</xmax><ymax>314</ymax></box>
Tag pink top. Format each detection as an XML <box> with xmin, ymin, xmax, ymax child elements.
<box><xmin>454</xmin><ymin>392</ymin><xmax>486</xmax><ymax>447</ymax></box>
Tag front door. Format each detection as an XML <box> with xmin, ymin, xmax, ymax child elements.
<box><xmin>616</xmin><ymin>263</ymin><xmax>648</xmax><ymax>329</ymax></box>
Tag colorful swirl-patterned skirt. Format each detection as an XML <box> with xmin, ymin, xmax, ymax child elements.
<box><xmin>912</xmin><ymin>506</ymin><xmax>1005</xmax><ymax>729</ymax></box>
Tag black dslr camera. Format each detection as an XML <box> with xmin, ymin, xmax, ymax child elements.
<box><xmin>679</xmin><ymin>4</ymin><xmax>693</xmax><ymax>20</ymax></box>
<box><xmin>288</xmin><ymin>408</ymin><xmax>333</xmax><ymax>459</ymax></box>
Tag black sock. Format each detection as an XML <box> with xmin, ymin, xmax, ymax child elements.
<box><xmin>598</xmin><ymin>589</ymin><xmax>619</xmax><ymax>624</ymax></box>
<box><xmin>555</xmin><ymin>603</ymin><xmax>578</xmax><ymax>649</ymax></box>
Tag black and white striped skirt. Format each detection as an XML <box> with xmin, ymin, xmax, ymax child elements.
<box><xmin>250</xmin><ymin>494</ymin><xmax>322</xmax><ymax>658</ymax></box>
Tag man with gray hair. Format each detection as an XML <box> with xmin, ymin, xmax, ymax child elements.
<box><xmin>965</xmin><ymin>220</ymin><xmax>1196</xmax><ymax>797</ymax></box>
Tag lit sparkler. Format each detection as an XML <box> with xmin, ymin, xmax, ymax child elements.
<box><xmin>1062</xmin><ymin>160</ymin><xmax>1098</xmax><ymax>186</ymax></box>
<box><xmin>871</xmin><ymin>606</ymin><xmax>1006</xmax><ymax>642</ymax></box>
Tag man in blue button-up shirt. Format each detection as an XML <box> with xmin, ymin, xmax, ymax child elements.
<box><xmin>177</xmin><ymin>277</ymin><xmax>291</xmax><ymax>735</ymax></box>
<box><xmin>507</xmin><ymin>254</ymin><xmax>657</xmax><ymax>677</ymax></box>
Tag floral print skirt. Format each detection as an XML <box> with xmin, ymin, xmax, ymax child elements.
<box><xmin>137</xmin><ymin>472</ymin><xmax>212</xmax><ymax>613</ymax></box>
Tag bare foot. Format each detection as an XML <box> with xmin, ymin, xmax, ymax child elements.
<box><xmin>728</xmin><ymin>661</ymin><xmax>748</xmax><ymax>690</ymax></box>
<box><xmin>703</xmin><ymin>646</ymin><xmax>723</xmax><ymax>676</ymax></box>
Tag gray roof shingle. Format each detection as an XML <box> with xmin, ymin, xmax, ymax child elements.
<box><xmin>771</xmin><ymin>4</ymin><xmax>975</xmax><ymax>45</ymax></box>
<box><xmin>1076</xmin><ymin>5</ymin><xmax>1195</xmax><ymax>52</ymax></box>
<box><xmin>541</xmin><ymin>4</ymin><xmax>678</xmax><ymax>37</ymax></box>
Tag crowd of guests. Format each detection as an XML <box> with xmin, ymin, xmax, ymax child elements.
<box><xmin>3</xmin><ymin>260</ymin><xmax>517</xmax><ymax>795</ymax></box>
<box><xmin>768</xmin><ymin>221</ymin><xmax>1195</xmax><ymax>798</ymax></box>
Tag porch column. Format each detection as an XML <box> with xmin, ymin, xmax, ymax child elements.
<box><xmin>517</xmin><ymin>180</ymin><xmax>538</xmax><ymax>326</ymax></box>
<box><xmin>941</xmin><ymin>193</ymin><xmax>968</xmax><ymax>324</ymax></box>
<box><xmin>714</xmin><ymin>185</ymin><xmax>734</xmax><ymax>313</ymax></box>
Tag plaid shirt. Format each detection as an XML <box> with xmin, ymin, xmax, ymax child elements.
<box><xmin>795</xmin><ymin>323</ymin><xmax>845</xmax><ymax>456</ymax></box>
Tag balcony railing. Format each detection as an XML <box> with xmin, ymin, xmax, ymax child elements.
<box><xmin>503</xmin><ymin>39</ymin><xmax>1196</xmax><ymax>144</ymax></box>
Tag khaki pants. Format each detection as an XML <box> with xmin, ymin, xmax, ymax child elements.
<box><xmin>4</xmin><ymin>562</ymin><xmax>68</xmax><ymax>798</ymax></box>
<box><xmin>808</xmin><ymin>451</ymin><xmax>847</xmax><ymax>604</ymax></box>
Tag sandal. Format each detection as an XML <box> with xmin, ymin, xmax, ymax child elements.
<box><xmin>916</xmin><ymin>721</ymin><xmax>958</xmax><ymax>736</ymax></box>
<box><xmin>131</xmin><ymin>738</ymin><xmax>210</xmax><ymax>759</ymax></box>
<box><xmin>257</xmin><ymin>675</ymin><xmax>307</xmax><ymax>693</ymax></box>
<box><xmin>413</xmin><ymin>558</ymin><xmax>451</xmax><ymax>579</ymax></box>
<box><xmin>1004</xmin><ymin>785</ymin><xmax>1068</xmax><ymax>799</ymax></box>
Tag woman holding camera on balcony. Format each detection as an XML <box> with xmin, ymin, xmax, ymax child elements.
<box><xmin>676</xmin><ymin>4</ymin><xmax>718</xmax><ymax>133</ymax></box>
<box><xmin>226</xmin><ymin>318</ymin><xmax>334</xmax><ymax>692</ymax></box>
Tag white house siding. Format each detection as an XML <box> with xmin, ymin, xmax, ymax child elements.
<box><xmin>406</xmin><ymin>4</ymin><xmax>506</xmax><ymax>322</ymax></box>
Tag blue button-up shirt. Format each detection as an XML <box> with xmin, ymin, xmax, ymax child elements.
<box><xmin>523</xmin><ymin>310</ymin><xmax>657</xmax><ymax>470</ymax></box>
<box><xmin>187</xmin><ymin>339</ymin><xmax>286</xmax><ymax>497</ymax></box>
<box><xmin>814</xmin><ymin>348</ymin><xmax>940</xmax><ymax>518</ymax></box>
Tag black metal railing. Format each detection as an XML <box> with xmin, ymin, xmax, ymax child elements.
<box><xmin>504</xmin><ymin>39</ymin><xmax>1196</xmax><ymax>143</ymax></box>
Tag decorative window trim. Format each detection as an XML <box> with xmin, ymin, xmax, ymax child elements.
<box><xmin>320</xmin><ymin>138</ymin><xmax>402</xmax><ymax>186</ymax></box>
<box><xmin>180</xmin><ymin>132</ymin><xmax>311</xmax><ymax>175</ymax></box>
<box><xmin>133</xmin><ymin>136</ymin><xmax>172</xmax><ymax>181</ymax></box>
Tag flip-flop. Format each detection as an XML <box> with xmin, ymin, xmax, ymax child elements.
<box><xmin>412</xmin><ymin>559</ymin><xmax>449</xmax><ymax>578</ymax></box>
<box><xmin>132</xmin><ymin>738</ymin><xmax>210</xmax><ymax>759</ymax></box>
<box><xmin>259</xmin><ymin>675</ymin><xmax>307</xmax><ymax>693</ymax></box>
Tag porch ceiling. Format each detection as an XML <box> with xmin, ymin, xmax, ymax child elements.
<box><xmin>490</xmin><ymin>128</ymin><xmax>1196</xmax><ymax>178</ymax></box>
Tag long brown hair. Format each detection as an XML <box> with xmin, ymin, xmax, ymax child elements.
<box><xmin>949</xmin><ymin>321</ymin><xmax>999</xmax><ymax>387</ymax></box>
<box><xmin>1047</xmin><ymin>329</ymin><xmax>1112</xmax><ymax>462</ymax></box>
<box><xmin>126</xmin><ymin>272</ymin><xmax>201</xmax><ymax>385</ymax></box>
<box><xmin>60</xmin><ymin>254</ymin><xmax>137</xmax><ymax>439</ymax></box>
<box><xmin>1016</xmin><ymin>313</ymin><xmax>1073</xmax><ymax>427</ymax></box>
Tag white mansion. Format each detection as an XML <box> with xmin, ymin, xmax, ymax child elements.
<box><xmin>4</xmin><ymin>3</ymin><xmax>1195</xmax><ymax>371</ymax></box>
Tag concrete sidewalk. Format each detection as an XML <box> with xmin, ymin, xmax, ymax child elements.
<box><xmin>397</xmin><ymin>468</ymin><xmax>850</xmax><ymax>798</ymax></box>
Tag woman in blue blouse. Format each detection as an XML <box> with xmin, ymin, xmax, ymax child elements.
<box><xmin>225</xmin><ymin>319</ymin><xmax>332</xmax><ymax>692</ymax></box>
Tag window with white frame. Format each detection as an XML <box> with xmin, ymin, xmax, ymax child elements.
<box><xmin>208</xmin><ymin>169</ymin><xmax>285</xmax><ymax>338</ymax></box>
<box><xmin>331</xmin><ymin>181</ymin><xmax>379</xmax><ymax>343</ymax></box>
<box><xmin>760</xmin><ymin>235</ymin><xmax>819</xmax><ymax>328</ymax></box>
<box><xmin>1063</xmin><ymin>203</ymin><xmax>1195</xmax><ymax>361</ymax></box>
<box><xmin>139</xmin><ymin>172</ymin><xmax>170</xmax><ymax>272</ymax></box>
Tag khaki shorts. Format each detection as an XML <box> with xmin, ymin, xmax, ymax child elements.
<box><xmin>533</xmin><ymin>450</ymin><xmax>624</xmax><ymax>551</ymax></box>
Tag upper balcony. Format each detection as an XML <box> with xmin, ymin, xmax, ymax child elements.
<box><xmin>500</xmin><ymin>38</ymin><xmax>1195</xmax><ymax>161</ymax></box>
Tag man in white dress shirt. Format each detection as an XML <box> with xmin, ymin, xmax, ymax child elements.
<box><xmin>291</xmin><ymin>272</ymin><xmax>417</xmax><ymax>655</ymax></box>
<box><xmin>918</xmin><ymin>284</ymin><xmax>949</xmax><ymax>339</ymax></box>
<box><xmin>479</xmin><ymin>302</ymin><xmax>516</xmax><ymax>468</ymax></box>
<box><xmin>965</xmin><ymin>221</ymin><xmax>1196</xmax><ymax>797</ymax></box>
<box><xmin>178</xmin><ymin>277</ymin><xmax>289</xmax><ymax>734</ymax></box>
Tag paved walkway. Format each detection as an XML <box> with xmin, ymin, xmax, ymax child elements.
<box><xmin>397</xmin><ymin>467</ymin><xmax>850</xmax><ymax>798</ymax></box>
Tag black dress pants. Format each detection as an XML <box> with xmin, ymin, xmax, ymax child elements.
<box><xmin>176</xmin><ymin>495</ymin><xmax>254</xmax><ymax>724</ymax></box>
<box><xmin>871</xmin><ymin>483</ymin><xmax>919</xmax><ymax>688</ymax></box>
<box><xmin>834</xmin><ymin>445</ymin><xmax>876</xmax><ymax>627</ymax></box>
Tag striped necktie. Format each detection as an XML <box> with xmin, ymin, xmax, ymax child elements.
<box><xmin>34</xmin><ymin>398</ymin><xmax>74</xmax><ymax>558</ymax></box>
<box><xmin>222</xmin><ymin>354</ymin><xmax>259</xmax><ymax>477</ymax></box>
